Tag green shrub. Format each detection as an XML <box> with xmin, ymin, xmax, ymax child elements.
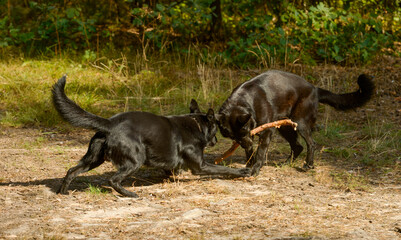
<box><xmin>1</xmin><ymin>1</ymin><xmax>399</xmax><ymax>66</ymax></box>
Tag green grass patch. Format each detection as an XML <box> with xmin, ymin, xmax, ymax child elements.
<box><xmin>85</xmin><ymin>183</ymin><xmax>111</xmax><ymax>196</ymax></box>
<box><xmin>316</xmin><ymin>119</ymin><xmax>400</xmax><ymax>169</ymax></box>
<box><xmin>318</xmin><ymin>121</ymin><xmax>355</xmax><ymax>141</ymax></box>
<box><xmin>315</xmin><ymin>121</ymin><xmax>359</xmax><ymax>161</ymax></box>
<box><xmin>322</xmin><ymin>147</ymin><xmax>357</xmax><ymax>160</ymax></box>
<box><xmin>358</xmin><ymin>121</ymin><xmax>401</xmax><ymax>167</ymax></box>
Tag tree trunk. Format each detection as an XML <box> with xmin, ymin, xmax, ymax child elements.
<box><xmin>210</xmin><ymin>0</ymin><xmax>222</xmax><ymax>39</ymax></box>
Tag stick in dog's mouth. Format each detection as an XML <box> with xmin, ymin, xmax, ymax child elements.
<box><xmin>215</xmin><ymin>119</ymin><xmax>298</xmax><ymax>164</ymax></box>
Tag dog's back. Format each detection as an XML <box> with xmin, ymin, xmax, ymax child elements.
<box><xmin>220</xmin><ymin>70</ymin><xmax>316</xmax><ymax>124</ymax></box>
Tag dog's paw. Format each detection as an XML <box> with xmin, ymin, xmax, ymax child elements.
<box><xmin>56</xmin><ymin>185</ymin><xmax>71</xmax><ymax>195</ymax></box>
<box><xmin>251</xmin><ymin>171</ymin><xmax>260</xmax><ymax>177</ymax></box>
<box><xmin>56</xmin><ymin>190</ymin><xmax>69</xmax><ymax>195</ymax></box>
<box><xmin>117</xmin><ymin>190</ymin><xmax>139</xmax><ymax>198</ymax></box>
<box><xmin>123</xmin><ymin>192</ymin><xmax>139</xmax><ymax>198</ymax></box>
<box><xmin>301</xmin><ymin>163</ymin><xmax>314</xmax><ymax>172</ymax></box>
<box><xmin>251</xmin><ymin>166</ymin><xmax>261</xmax><ymax>177</ymax></box>
<box><xmin>239</xmin><ymin>167</ymin><xmax>251</xmax><ymax>177</ymax></box>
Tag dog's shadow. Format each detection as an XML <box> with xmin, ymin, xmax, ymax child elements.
<box><xmin>209</xmin><ymin>152</ymin><xmax>292</xmax><ymax>168</ymax></box>
<box><xmin>0</xmin><ymin>154</ymin><xmax>252</xmax><ymax>195</ymax></box>
<box><xmin>0</xmin><ymin>168</ymin><xmax>173</xmax><ymax>195</ymax></box>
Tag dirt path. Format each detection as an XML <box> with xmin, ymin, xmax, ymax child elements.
<box><xmin>0</xmin><ymin>127</ymin><xmax>400</xmax><ymax>240</ymax></box>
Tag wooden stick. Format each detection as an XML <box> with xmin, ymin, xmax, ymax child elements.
<box><xmin>250</xmin><ymin>119</ymin><xmax>297</xmax><ymax>135</ymax></box>
<box><xmin>214</xmin><ymin>141</ymin><xmax>241</xmax><ymax>164</ymax></box>
<box><xmin>215</xmin><ymin>119</ymin><xmax>297</xmax><ymax>164</ymax></box>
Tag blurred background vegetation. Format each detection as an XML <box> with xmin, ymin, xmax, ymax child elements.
<box><xmin>1</xmin><ymin>0</ymin><xmax>400</xmax><ymax>66</ymax></box>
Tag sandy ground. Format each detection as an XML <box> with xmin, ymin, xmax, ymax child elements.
<box><xmin>0</xmin><ymin>126</ymin><xmax>400</xmax><ymax>240</ymax></box>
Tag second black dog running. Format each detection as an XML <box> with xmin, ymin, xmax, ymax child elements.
<box><xmin>52</xmin><ymin>75</ymin><xmax>250</xmax><ymax>198</ymax></box>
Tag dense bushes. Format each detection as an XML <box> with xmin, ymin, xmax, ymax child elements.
<box><xmin>1</xmin><ymin>0</ymin><xmax>400</xmax><ymax>67</ymax></box>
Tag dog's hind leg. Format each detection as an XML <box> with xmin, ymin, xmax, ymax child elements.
<box><xmin>295</xmin><ymin>118</ymin><xmax>316</xmax><ymax>171</ymax></box>
<box><xmin>109</xmin><ymin>161</ymin><xmax>140</xmax><ymax>198</ymax></box>
<box><xmin>277</xmin><ymin>126</ymin><xmax>303</xmax><ymax>165</ymax></box>
<box><xmin>106</xmin><ymin>136</ymin><xmax>144</xmax><ymax>198</ymax></box>
<box><xmin>291</xmin><ymin>94</ymin><xmax>318</xmax><ymax>171</ymax></box>
<box><xmin>298</xmin><ymin>127</ymin><xmax>315</xmax><ymax>170</ymax></box>
<box><xmin>57</xmin><ymin>132</ymin><xmax>106</xmax><ymax>194</ymax></box>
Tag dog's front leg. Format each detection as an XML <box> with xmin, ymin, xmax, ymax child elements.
<box><xmin>193</xmin><ymin>162</ymin><xmax>250</xmax><ymax>177</ymax></box>
<box><xmin>251</xmin><ymin>129</ymin><xmax>273</xmax><ymax>176</ymax></box>
<box><xmin>186</xmin><ymin>150</ymin><xmax>250</xmax><ymax>177</ymax></box>
<box><xmin>238</xmin><ymin>136</ymin><xmax>254</xmax><ymax>168</ymax></box>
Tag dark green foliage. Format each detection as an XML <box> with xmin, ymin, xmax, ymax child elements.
<box><xmin>1</xmin><ymin>0</ymin><xmax>399</xmax><ymax>66</ymax></box>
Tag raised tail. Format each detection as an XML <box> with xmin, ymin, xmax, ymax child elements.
<box><xmin>52</xmin><ymin>75</ymin><xmax>111</xmax><ymax>133</ymax></box>
<box><xmin>318</xmin><ymin>74</ymin><xmax>375</xmax><ymax>111</ymax></box>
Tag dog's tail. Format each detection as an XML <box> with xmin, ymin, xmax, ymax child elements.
<box><xmin>317</xmin><ymin>74</ymin><xmax>375</xmax><ymax>111</ymax></box>
<box><xmin>52</xmin><ymin>75</ymin><xmax>111</xmax><ymax>133</ymax></box>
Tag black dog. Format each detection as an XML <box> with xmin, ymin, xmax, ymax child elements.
<box><xmin>217</xmin><ymin>70</ymin><xmax>374</xmax><ymax>176</ymax></box>
<box><xmin>52</xmin><ymin>75</ymin><xmax>250</xmax><ymax>197</ymax></box>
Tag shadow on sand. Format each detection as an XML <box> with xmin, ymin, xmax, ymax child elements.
<box><xmin>0</xmin><ymin>153</ymin><xmax>255</xmax><ymax>195</ymax></box>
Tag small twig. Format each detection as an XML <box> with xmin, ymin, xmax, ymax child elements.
<box><xmin>245</xmin><ymin>144</ymin><xmax>259</xmax><ymax>166</ymax></box>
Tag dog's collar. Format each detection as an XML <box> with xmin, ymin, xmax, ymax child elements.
<box><xmin>190</xmin><ymin>116</ymin><xmax>203</xmax><ymax>133</ymax></box>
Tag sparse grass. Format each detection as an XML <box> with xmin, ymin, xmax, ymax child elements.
<box><xmin>17</xmin><ymin>135</ymin><xmax>49</xmax><ymax>150</ymax></box>
<box><xmin>316</xmin><ymin>121</ymin><xmax>355</xmax><ymax>141</ymax></box>
<box><xmin>330</xmin><ymin>171</ymin><xmax>371</xmax><ymax>192</ymax></box>
<box><xmin>85</xmin><ymin>183</ymin><xmax>111</xmax><ymax>196</ymax></box>
<box><xmin>0</xmin><ymin>53</ymin><xmax>245</xmax><ymax>127</ymax></box>
<box><xmin>322</xmin><ymin>147</ymin><xmax>357</xmax><ymax>160</ymax></box>
<box><xmin>358</xmin><ymin>119</ymin><xmax>401</xmax><ymax>167</ymax></box>
<box><xmin>310</xmin><ymin>168</ymin><xmax>371</xmax><ymax>192</ymax></box>
<box><xmin>312</xmin><ymin>113</ymin><xmax>400</xmax><ymax>186</ymax></box>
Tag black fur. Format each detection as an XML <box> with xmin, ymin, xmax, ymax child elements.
<box><xmin>217</xmin><ymin>70</ymin><xmax>374</xmax><ymax>176</ymax></box>
<box><xmin>53</xmin><ymin>75</ymin><xmax>250</xmax><ymax>197</ymax></box>
<box><xmin>317</xmin><ymin>74</ymin><xmax>375</xmax><ymax>110</ymax></box>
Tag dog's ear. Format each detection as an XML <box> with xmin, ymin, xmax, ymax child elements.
<box><xmin>206</xmin><ymin>108</ymin><xmax>215</xmax><ymax>121</ymax></box>
<box><xmin>237</xmin><ymin>113</ymin><xmax>251</xmax><ymax>126</ymax></box>
<box><xmin>190</xmin><ymin>99</ymin><xmax>201</xmax><ymax>113</ymax></box>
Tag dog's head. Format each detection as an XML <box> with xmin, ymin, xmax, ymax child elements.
<box><xmin>189</xmin><ymin>99</ymin><xmax>218</xmax><ymax>147</ymax></box>
<box><xmin>216</xmin><ymin>107</ymin><xmax>255</xmax><ymax>148</ymax></box>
